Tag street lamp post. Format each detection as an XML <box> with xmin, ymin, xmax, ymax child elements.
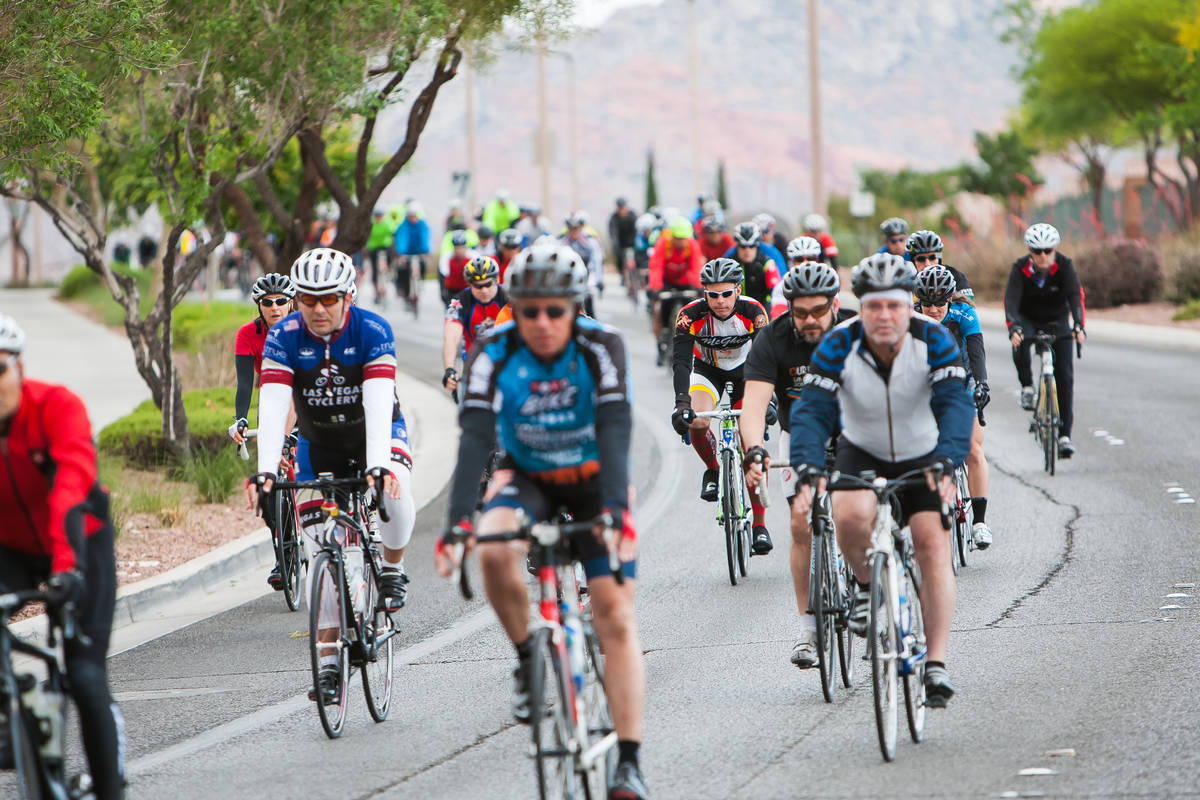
<box><xmin>808</xmin><ymin>0</ymin><xmax>824</xmax><ymax>217</ymax></box>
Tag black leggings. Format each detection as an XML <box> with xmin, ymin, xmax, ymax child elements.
<box><xmin>0</xmin><ymin>523</ymin><xmax>124</xmax><ymax>800</ymax></box>
<box><xmin>1013</xmin><ymin>333</ymin><xmax>1075</xmax><ymax>438</ymax></box>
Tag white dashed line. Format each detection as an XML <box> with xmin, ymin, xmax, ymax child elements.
<box><xmin>1165</xmin><ymin>593</ymin><xmax>1193</xmax><ymax>599</ymax></box>
<box><xmin>1018</xmin><ymin>767</ymin><xmax>1059</xmax><ymax>776</ymax></box>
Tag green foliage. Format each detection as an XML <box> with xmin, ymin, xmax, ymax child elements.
<box><xmin>1173</xmin><ymin>299</ymin><xmax>1200</xmax><ymax>320</ymax></box>
<box><xmin>959</xmin><ymin>129</ymin><xmax>1042</xmax><ymax>209</ymax></box>
<box><xmin>645</xmin><ymin>149</ymin><xmax>658</xmax><ymax>209</ymax></box>
<box><xmin>57</xmin><ymin>263</ymin><xmax>155</xmax><ymax>325</ymax></box>
<box><xmin>181</xmin><ymin>447</ymin><xmax>245</xmax><ymax>504</ymax></box>
<box><xmin>861</xmin><ymin>168</ymin><xmax>958</xmax><ymax>211</ymax></box>
<box><xmin>171</xmin><ymin>302</ymin><xmax>249</xmax><ymax>353</ymax></box>
<box><xmin>1074</xmin><ymin>239</ymin><xmax>1164</xmax><ymax>307</ymax></box>
<box><xmin>99</xmin><ymin>387</ymin><xmax>244</xmax><ymax>468</ymax></box>
<box><xmin>1169</xmin><ymin>247</ymin><xmax>1200</xmax><ymax>302</ymax></box>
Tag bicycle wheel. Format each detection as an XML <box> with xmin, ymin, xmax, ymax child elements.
<box><xmin>1040</xmin><ymin>376</ymin><xmax>1057</xmax><ymax>475</ymax></box>
<box><xmin>869</xmin><ymin>552</ymin><xmax>899</xmax><ymax>762</ymax></box>
<box><xmin>956</xmin><ymin>469</ymin><xmax>973</xmax><ymax>568</ymax></box>
<box><xmin>276</xmin><ymin>490</ymin><xmax>303</xmax><ymax>612</ymax></box>
<box><xmin>580</xmin><ymin>625</ymin><xmax>616</xmax><ymax>800</ymax></box>
<box><xmin>812</xmin><ymin>530</ymin><xmax>836</xmax><ymax>702</ymax></box>
<box><xmin>835</xmin><ymin>552</ymin><xmax>857</xmax><ymax>688</ymax></box>
<box><xmin>721</xmin><ymin>449</ymin><xmax>739</xmax><ymax>586</ymax></box>
<box><xmin>902</xmin><ymin>563</ymin><xmax>927</xmax><ymax>744</ymax></box>
<box><xmin>6</xmin><ymin>691</ymin><xmax>43</xmax><ymax>800</ymax></box>
<box><xmin>529</xmin><ymin>627</ymin><xmax>573</xmax><ymax>800</ymax></box>
<box><xmin>361</xmin><ymin>557</ymin><xmax>395</xmax><ymax>723</ymax></box>
<box><xmin>309</xmin><ymin>551</ymin><xmax>350</xmax><ymax>739</ymax></box>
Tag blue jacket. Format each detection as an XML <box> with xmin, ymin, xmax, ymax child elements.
<box><xmin>876</xmin><ymin>246</ymin><xmax>913</xmax><ymax>261</ymax></box>
<box><xmin>394</xmin><ymin>218</ymin><xmax>431</xmax><ymax>255</ymax></box>
<box><xmin>722</xmin><ymin>243</ymin><xmax>785</xmax><ymax>270</ymax></box>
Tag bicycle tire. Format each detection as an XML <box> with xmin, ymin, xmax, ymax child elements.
<box><xmin>902</xmin><ymin>562</ymin><xmax>926</xmax><ymax>744</ymax></box>
<box><xmin>581</xmin><ymin>624</ymin><xmax>616</xmax><ymax>800</ymax></box>
<box><xmin>1039</xmin><ymin>375</ymin><xmax>1056</xmax><ymax>475</ymax></box>
<box><xmin>276</xmin><ymin>490</ymin><xmax>303</xmax><ymax>612</ymax></box>
<box><xmin>7</xmin><ymin>696</ymin><xmax>43</xmax><ymax>800</ymax></box>
<box><xmin>733</xmin><ymin>449</ymin><xmax>750</xmax><ymax>578</ymax></box>
<box><xmin>812</xmin><ymin>529</ymin><xmax>836</xmax><ymax>702</ymax></box>
<box><xmin>529</xmin><ymin>627</ymin><xmax>573</xmax><ymax>800</ymax></box>
<box><xmin>869</xmin><ymin>552</ymin><xmax>899</xmax><ymax>762</ymax></box>
<box><xmin>835</xmin><ymin>555</ymin><xmax>857</xmax><ymax>688</ymax></box>
<box><xmin>955</xmin><ymin>468</ymin><xmax>972</xmax><ymax>571</ymax></box>
<box><xmin>309</xmin><ymin>552</ymin><xmax>350</xmax><ymax>739</ymax></box>
<box><xmin>721</xmin><ymin>449</ymin><xmax>739</xmax><ymax>586</ymax></box>
<box><xmin>361</xmin><ymin>556</ymin><xmax>395</xmax><ymax>723</ymax></box>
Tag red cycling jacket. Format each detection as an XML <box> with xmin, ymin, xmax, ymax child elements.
<box><xmin>0</xmin><ymin>379</ymin><xmax>106</xmax><ymax>573</ymax></box>
<box><xmin>648</xmin><ymin>235</ymin><xmax>704</xmax><ymax>291</ymax></box>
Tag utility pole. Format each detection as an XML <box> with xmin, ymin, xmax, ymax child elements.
<box><xmin>687</xmin><ymin>0</ymin><xmax>701</xmax><ymax>198</ymax></box>
<box><xmin>536</xmin><ymin>20</ymin><xmax>552</xmax><ymax>218</ymax></box>
<box><xmin>807</xmin><ymin>0</ymin><xmax>825</xmax><ymax>216</ymax></box>
<box><xmin>464</xmin><ymin>51</ymin><xmax>478</xmax><ymax>216</ymax></box>
<box><xmin>566</xmin><ymin>52</ymin><xmax>580</xmax><ymax>211</ymax></box>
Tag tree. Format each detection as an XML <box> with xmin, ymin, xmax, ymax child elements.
<box><xmin>645</xmin><ymin>149</ymin><xmax>659</xmax><ymax>210</ymax></box>
<box><xmin>959</xmin><ymin>128</ymin><xmax>1043</xmax><ymax>231</ymax></box>
<box><xmin>860</xmin><ymin>168</ymin><xmax>958</xmax><ymax>213</ymax></box>
<box><xmin>715</xmin><ymin>159</ymin><xmax>729</xmax><ymax>209</ymax></box>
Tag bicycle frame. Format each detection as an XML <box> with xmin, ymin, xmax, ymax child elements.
<box><xmin>695</xmin><ymin>383</ymin><xmax>748</xmax><ymax>529</ymax></box>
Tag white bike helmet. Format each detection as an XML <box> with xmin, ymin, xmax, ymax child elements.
<box><xmin>786</xmin><ymin>236</ymin><xmax>823</xmax><ymax>263</ymax></box>
<box><xmin>803</xmin><ymin>213</ymin><xmax>827</xmax><ymax>232</ymax></box>
<box><xmin>291</xmin><ymin>247</ymin><xmax>356</xmax><ymax>295</ymax></box>
<box><xmin>1024</xmin><ymin>223</ymin><xmax>1061</xmax><ymax>249</ymax></box>
<box><xmin>0</xmin><ymin>313</ymin><xmax>25</xmax><ymax>354</ymax></box>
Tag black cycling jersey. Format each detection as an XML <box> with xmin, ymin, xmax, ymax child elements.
<box><xmin>743</xmin><ymin>308</ymin><xmax>856</xmax><ymax>432</ymax></box>
<box><xmin>1003</xmin><ymin>252</ymin><xmax>1085</xmax><ymax>336</ymax></box>
<box><xmin>940</xmin><ymin>262</ymin><xmax>973</xmax><ymax>299</ymax></box>
<box><xmin>735</xmin><ymin>253</ymin><xmax>778</xmax><ymax>310</ymax></box>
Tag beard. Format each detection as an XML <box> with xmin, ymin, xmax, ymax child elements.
<box><xmin>799</xmin><ymin>326</ymin><xmax>825</xmax><ymax>344</ymax></box>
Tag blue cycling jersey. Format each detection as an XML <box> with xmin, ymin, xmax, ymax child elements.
<box><xmin>460</xmin><ymin>316</ymin><xmax>631</xmax><ymax>481</ymax></box>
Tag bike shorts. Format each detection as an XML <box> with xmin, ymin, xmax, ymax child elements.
<box><xmin>294</xmin><ymin>414</ymin><xmax>413</xmax><ymax>481</ymax></box>
<box><xmin>482</xmin><ymin>472</ymin><xmax>637</xmax><ymax>580</ymax></box>
<box><xmin>690</xmin><ymin>360</ymin><xmax>744</xmax><ymax>408</ymax></box>
<box><xmin>832</xmin><ymin>440</ymin><xmax>940</xmax><ymax>525</ymax></box>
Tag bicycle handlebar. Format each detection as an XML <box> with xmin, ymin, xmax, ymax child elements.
<box><xmin>0</xmin><ymin>590</ymin><xmax>92</xmax><ymax>650</ymax></box>
<box><xmin>822</xmin><ymin>465</ymin><xmax>952</xmax><ymax>530</ymax></box>
<box><xmin>265</xmin><ymin>474</ymin><xmax>391</xmax><ymax>523</ymax></box>
<box><xmin>236</xmin><ymin>428</ymin><xmax>259</xmax><ymax>461</ymax></box>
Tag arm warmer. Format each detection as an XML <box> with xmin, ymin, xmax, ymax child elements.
<box><xmin>362</xmin><ymin>376</ymin><xmax>396</xmax><ymax>474</ymax></box>
<box><xmin>446</xmin><ymin>407</ymin><xmax>498</xmax><ymax>525</ymax></box>
<box><xmin>595</xmin><ymin>401</ymin><xmax>632</xmax><ymax>515</ymax></box>
<box><xmin>930</xmin><ymin>378</ymin><xmax>975</xmax><ymax>465</ymax></box>
<box><xmin>964</xmin><ymin>333</ymin><xmax>988</xmax><ymax>384</ymax></box>
<box><xmin>788</xmin><ymin>386</ymin><xmax>839</xmax><ymax>468</ymax></box>
<box><xmin>1003</xmin><ymin>264</ymin><xmax>1025</xmax><ymax>330</ymax></box>
<box><xmin>234</xmin><ymin>354</ymin><xmax>256</xmax><ymax>421</ymax></box>
<box><xmin>256</xmin><ymin>382</ymin><xmax>292</xmax><ymax>476</ymax></box>
<box><xmin>671</xmin><ymin>325</ymin><xmax>695</xmax><ymax>399</ymax></box>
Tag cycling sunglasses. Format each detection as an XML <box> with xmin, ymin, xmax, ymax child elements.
<box><xmin>919</xmin><ymin>300</ymin><xmax>949</xmax><ymax>309</ymax></box>
<box><xmin>518</xmin><ymin>304</ymin><xmax>569</xmax><ymax>320</ymax></box>
<box><xmin>1029</xmin><ymin>247</ymin><xmax>1054</xmax><ymax>255</ymax></box>
<box><xmin>297</xmin><ymin>293</ymin><xmax>344</xmax><ymax>307</ymax></box>
<box><xmin>0</xmin><ymin>354</ymin><xmax>16</xmax><ymax>378</ymax></box>
<box><xmin>259</xmin><ymin>297</ymin><xmax>292</xmax><ymax>307</ymax></box>
<box><xmin>705</xmin><ymin>289</ymin><xmax>736</xmax><ymax>299</ymax></box>
<box><xmin>913</xmin><ymin>254</ymin><xmax>939</xmax><ymax>264</ymax></box>
<box><xmin>791</xmin><ymin>300</ymin><xmax>833</xmax><ymax>319</ymax></box>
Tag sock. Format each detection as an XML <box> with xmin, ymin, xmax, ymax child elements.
<box><xmin>971</xmin><ymin>497</ymin><xmax>987</xmax><ymax>524</ymax></box>
<box><xmin>514</xmin><ymin>636</ymin><xmax>533</xmax><ymax>661</ymax></box>
<box><xmin>692</xmin><ymin>428</ymin><xmax>719</xmax><ymax>470</ymax></box>
<box><xmin>384</xmin><ymin>556</ymin><xmax>404</xmax><ymax>572</ymax></box>
<box><xmin>927</xmin><ymin>660</ymin><xmax>945</xmax><ymax>671</ymax></box>
<box><xmin>798</xmin><ymin>613</ymin><xmax>817</xmax><ymax>632</ymax></box>
<box><xmin>751</xmin><ymin>496</ymin><xmax>766</xmax><ymax>523</ymax></box>
<box><xmin>617</xmin><ymin>740</ymin><xmax>640</xmax><ymax>767</ymax></box>
<box><xmin>320</xmin><ymin>654</ymin><xmax>338</xmax><ymax>669</ymax></box>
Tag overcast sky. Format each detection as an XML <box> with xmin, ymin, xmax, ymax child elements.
<box><xmin>573</xmin><ymin>0</ymin><xmax>663</xmax><ymax>27</ymax></box>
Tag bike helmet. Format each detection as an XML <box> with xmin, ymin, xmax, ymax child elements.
<box><xmin>786</xmin><ymin>236</ymin><xmax>823</xmax><ymax>262</ymax></box>
<box><xmin>702</xmin><ymin>217</ymin><xmax>726</xmax><ymax>234</ymax></box>
<box><xmin>1024</xmin><ymin>222</ymin><xmax>1061</xmax><ymax>249</ymax></box>
<box><xmin>477</xmin><ymin>225</ymin><xmax>494</xmax><ymax>239</ymax></box>
<box><xmin>668</xmin><ymin>216</ymin><xmax>693</xmax><ymax>240</ymax></box>
<box><xmin>290</xmin><ymin>248</ymin><xmax>356</xmax><ymax>295</ymax></box>
<box><xmin>0</xmin><ymin>313</ymin><xmax>25</xmax><ymax>354</ymax></box>
<box><xmin>636</xmin><ymin>213</ymin><xmax>660</xmax><ymax>235</ymax></box>
<box><xmin>250</xmin><ymin>272</ymin><xmax>296</xmax><ymax>302</ymax></box>
<box><xmin>496</xmin><ymin>188</ymin><xmax>511</xmax><ymax>202</ymax></box>
<box><xmin>498</xmin><ymin>229</ymin><xmax>522</xmax><ymax>248</ymax></box>
<box><xmin>880</xmin><ymin>217</ymin><xmax>909</xmax><ymax>237</ymax></box>
<box><xmin>506</xmin><ymin>242</ymin><xmax>588</xmax><ymax>301</ymax></box>
<box><xmin>566</xmin><ymin>210</ymin><xmax>588</xmax><ymax>228</ymax></box>
<box><xmin>906</xmin><ymin>229</ymin><xmax>943</xmax><ymax>256</ymax></box>
<box><xmin>699</xmin><ymin>257</ymin><xmax>744</xmax><ymax>286</ymax></box>
<box><xmin>405</xmin><ymin>201</ymin><xmax>424</xmax><ymax>217</ymax></box>
<box><xmin>781</xmin><ymin>261</ymin><xmax>840</xmax><ymax>299</ymax></box>
<box><xmin>732</xmin><ymin>222</ymin><xmax>761</xmax><ymax>248</ymax></box>
<box><xmin>450</xmin><ymin>230</ymin><xmax>469</xmax><ymax>247</ymax></box>
<box><xmin>914</xmin><ymin>265</ymin><xmax>957</xmax><ymax>305</ymax></box>
<box><xmin>702</xmin><ymin>198</ymin><xmax>722</xmax><ymax>215</ymax></box>
<box><xmin>753</xmin><ymin>212</ymin><xmax>776</xmax><ymax>233</ymax></box>
<box><xmin>464</xmin><ymin>255</ymin><xmax>500</xmax><ymax>284</ymax></box>
<box><xmin>850</xmin><ymin>253</ymin><xmax>917</xmax><ymax>298</ymax></box>
<box><xmin>803</xmin><ymin>213</ymin><xmax>827</xmax><ymax>232</ymax></box>
<box><xmin>341</xmin><ymin>269</ymin><xmax>358</xmax><ymax>299</ymax></box>
<box><xmin>615</xmin><ymin>196</ymin><xmax>628</xmax><ymax>208</ymax></box>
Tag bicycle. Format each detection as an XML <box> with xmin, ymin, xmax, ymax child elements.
<box><xmin>453</xmin><ymin>515</ymin><xmax>623</xmax><ymax>800</ymax></box>
<box><xmin>397</xmin><ymin>255</ymin><xmax>422</xmax><ymax>318</ymax></box>
<box><xmin>655</xmin><ymin>288</ymin><xmax>701</xmax><ymax>377</ymax></box>
<box><xmin>1028</xmin><ymin>329</ymin><xmax>1060</xmax><ymax>476</ymax></box>
<box><xmin>0</xmin><ymin>590</ymin><xmax>92</xmax><ymax>800</ymax></box>
<box><xmin>827</xmin><ymin>466</ymin><xmax>946</xmax><ymax>762</ymax></box>
<box><xmin>265</xmin><ymin>473</ymin><xmax>397</xmax><ymax>739</ymax></box>
<box><xmin>695</xmin><ymin>382</ymin><xmax>759</xmax><ymax>586</ymax></box>
<box><xmin>240</xmin><ymin>429</ymin><xmax>306</xmax><ymax>612</ymax></box>
<box><xmin>807</xmin><ymin>486</ymin><xmax>857</xmax><ymax>700</ymax></box>
<box><xmin>949</xmin><ymin>462</ymin><xmax>972</xmax><ymax>574</ymax></box>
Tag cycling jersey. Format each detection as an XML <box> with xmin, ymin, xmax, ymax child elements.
<box><xmin>0</xmin><ymin>379</ymin><xmax>107</xmax><ymax>573</ymax></box>
<box><xmin>560</xmin><ymin>233</ymin><xmax>604</xmax><ymax>290</ymax></box>
<box><xmin>742</xmin><ymin>308</ymin><xmax>856</xmax><ymax>433</ymax></box>
<box><xmin>940</xmin><ymin>263</ymin><xmax>974</xmax><ymax>300</ymax></box>
<box><xmin>699</xmin><ymin>233</ymin><xmax>734</xmax><ymax>263</ymax></box>
<box><xmin>235</xmin><ymin>318</ymin><xmax>269</xmax><ymax>374</ymax></box>
<box><xmin>814</xmin><ymin>232</ymin><xmax>839</xmax><ymax>266</ymax></box>
<box><xmin>446</xmin><ymin>286</ymin><xmax>509</xmax><ymax>354</ymax></box>
<box><xmin>721</xmin><ymin>242</ymin><xmax>787</xmax><ymax>275</ymax></box>
<box><xmin>933</xmin><ymin>304</ymin><xmax>987</xmax><ymax>384</ymax></box>
<box><xmin>672</xmin><ymin>296</ymin><xmax>768</xmax><ymax>399</ymax></box>
<box><xmin>1004</xmin><ymin>252</ymin><xmax>1085</xmax><ymax>336</ymax></box>
<box><xmin>733</xmin><ymin>252</ymin><xmax>782</xmax><ymax>310</ymax></box>
<box><xmin>441</xmin><ymin>253</ymin><xmax>474</xmax><ymax>294</ymax></box>
<box><xmin>789</xmin><ymin>316</ymin><xmax>974</xmax><ymax>467</ymax></box>
<box><xmin>648</xmin><ymin>235</ymin><xmax>703</xmax><ymax>291</ymax></box>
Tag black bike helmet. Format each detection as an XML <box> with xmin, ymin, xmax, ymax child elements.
<box><xmin>880</xmin><ymin>217</ymin><xmax>909</xmax><ymax>237</ymax></box>
<box><xmin>914</xmin><ymin>265</ymin><xmax>956</xmax><ymax>305</ymax></box>
<box><xmin>781</xmin><ymin>261</ymin><xmax>840</xmax><ymax>299</ymax></box>
<box><xmin>850</xmin><ymin>253</ymin><xmax>917</xmax><ymax>298</ymax></box>
<box><xmin>699</xmin><ymin>257</ymin><xmax>744</xmax><ymax>286</ymax></box>
<box><xmin>251</xmin><ymin>272</ymin><xmax>296</xmax><ymax>301</ymax></box>
<box><xmin>732</xmin><ymin>222</ymin><xmax>761</xmax><ymax>248</ymax></box>
<box><xmin>464</xmin><ymin>255</ymin><xmax>500</xmax><ymax>284</ymax></box>
<box><xmin>477</xmin><ymin>225</ymin><xmax>494</xmax><ymax>239</ymax></box>
<box><xmin>450</xmin><ymin>230</ymin><xmax>470</xmax><ymax>247</ymax></box>
<box><xmin>905</xmin><ymin>229</ymin><xmax>943</xmax><ymax>256</ymax></box>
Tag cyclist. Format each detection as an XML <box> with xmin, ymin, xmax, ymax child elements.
<box><xmin>0</xmin><ymin>314</ymin><xmax>126</xmax><ymax>800</ymax></box>
<box><xmin>914</xmin><ymin>266</ymin><xmax>993</xmax><ymax>549</ymax></box>
<box><xmin>753</xmin><ymin>212</ymin><xmax>790</xmax><ymax>256</ymax></box>
<box><xmin>767</xmin><ymin>235</ymin><xmax>825</xmax><ymax>319</ymax></box>
<box><xmin>366</xmin><ymin>209</ymin><xmax>397</xmax><ymax>304</ymax></box>
<box><xmin>481</xmin><ymin>188</ymin><xmax>520</xmax><ymax>233</ymax></box>
<box><xmin>246</xmin><ymin>249</ymin><xmax>416</xmax><ymax>706</ymax></box>
<box><xmin>648</xmin><ymin>216</ymin><xmax>704</xmax><ymax>362</ymax></box>
<box><xmin>670</xmin><ymin>258</ymin><xmax>773</xmax><ymax>553</ymax></box>
<box><xmin>435</xmin><ymin>241</ymin><xmax>648</xmax><ymax>800</ymax></box>
<box><xmin>476</xmin><ymin>224</ymin><xmax>497</xmax><ymax>258</ymax></box>
<box><xmin>229</xmin><ymin>273</ymin><xmax>298</xmax><ymax>588</ymax></box>
<box><xmin>698</xmin><ymin>217</ymin><xmax>734</xmax><ymax>263</ymax></box>
<box><xmin>878</xmin><ymin>217</ymin><xmax>910</xmax><ymax>257</ymax></box>
<box><xmin>789</xmin><ymin>253</ymin><xmax>974</xmax><ymax>707</ymax></box>
<box><xmin>394</xmin><ymin>202</ymin><xmax>431</xmax><ymax>301</ymax></box>
<box><xmin>1005</xmin><ymin>223</ymin><xmax>1085</xmax><ymax>458</ymax></box>
<box><xmin>496</xmin><ymin>228</ymin><xmax>523</xmax><ymax>282</ymax></box>
<box><xmin>609</xmin><ymin>197</ymin><xmax>638</xmax><ymax>287</ymax></box>
<box><xmin>561</xmin><ymin>211</ymin><xmax>605</xmax><ymax>316</ymax></box>
<box><xmin>801</xmin><ymin>213</ymin><xmax>839</xmax><ymax>267</ymax></box>
<box><xmin>906</xmin><ymin>229</ymin><xmax>973</xmax><ymax>299</ymax></box>
<box><xmin>725</xmin><ymin>222</ymin><xmax>782</xmax><ymax>310</ymax></box>
<box><xmin>439</xmin><ymin>229</ymin><xmax>477</xmax><ymax>305</ymax></box>
<box><xmin>442</xmin><ymin>256</ymin><xmax>508</xmax><ymax>397</ymax></box>
<box><xmin>741</xmin><ymin>262</ymin><xmax>854</xmax><ymax>667</ymax></box>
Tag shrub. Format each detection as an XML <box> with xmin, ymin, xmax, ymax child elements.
<box><xmin>1073</xmin><ymin>238</ymin><xmax>1163</xmax><ymax>308</ymax></box>
<box><xmin>98</xmin><ymin>386</ymin><xmax>248</xmax><ymax>469</ymax></box>
<box><xmin>182</xmin><ymin>447</ymin><xmax>245</xmax><ymax>503</ymax></box>
<box><xmin>1169</xmin><ymin>248</ymin><xmax>1200</xmax><ymax>303</ymax></box>
<box><xmin>57</xmin><ymin>263</ymin><xmax>154</xmax><ymax>325</ymax></box>
<box><xmin>172</xmin><ymin>301</ymin><xmax>249</xmax><ymax>353</ymax></box>
<box><xmin>58</xmin><ymin>265</ymin><xmax>98</xmax><ymax>298</ymax></box>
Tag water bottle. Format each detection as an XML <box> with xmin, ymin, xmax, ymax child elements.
<box><xmin>20</xmin><ymin>677</ymin><xmax>64</xmax><ymax>764</ymax></box>
<box><xmin>898</xmin><ymin>582</ymin><xmax>911</xmax><ymax>639</ymax></box>
<box><xmin>345</xmin><ymin>542</ymin><xmax>366</xmax><ymax>615</ymax></box>
<box><xmin>563</xmin><ymin>611</ymin><xmax>585</xmax><ymax>693</ymax></box>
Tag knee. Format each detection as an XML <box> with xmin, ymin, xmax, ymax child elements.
<box><xmin>593</xmin><ymin>598</ymin><xmax>637</xmax><ymax>645</ymax></box>
<box><xmin>689</xmin><ymin>416</ymin><xmax>709</xmax><ymax>434</ymax></box>
<box><xmin>968</xmin><ymin>439</ymin><xmax>985</xmax><ymax>464</ymax></box>
<box><xmin>789</xmin><ymin>516</ymin><xmax>810</xmax><ymax>546</ymax></box>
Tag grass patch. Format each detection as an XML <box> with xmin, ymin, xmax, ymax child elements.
<box><xmin>181</xmin><ymin>447</ymin><xmax>245</xmax><ymax>503</ymax></box>
<box><xmin>1173</xmin><ymin>299</ymin><xmax>1200</xmax><ymax>321</ymax></box>
<box><xmin>98</xmin><ymin>386</ymin><xmax>249</xmax><ymax>469</ymax></box>
<box><xmin>172</xmin><ymin>301</ymin><xmax>248</xmax><ymax>353</ymax></box>
<box><xmin>58</xmin><ymin>264</ymin><xmax>155</xmax><ymax>327</ymax></box>
<box><xmin>98</xmin><ymin>453</ymin><xmax>192</xmax><ymax>536</ymax></box>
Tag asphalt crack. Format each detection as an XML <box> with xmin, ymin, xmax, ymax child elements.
<box><xmin>987</xmin><ymin>459</ymin><xmax>1081</xmax><ymax>628</ymax></box>
<box><xmin>356</xmin><ymin>721</ymin><xmax>520</xmax><ymax>798</ymax></box>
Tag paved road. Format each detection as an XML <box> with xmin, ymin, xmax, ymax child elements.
<box><xmin>35</xmin><ymin>282</ymin><xmax>1200</xmax><ymax>798</ymax></box>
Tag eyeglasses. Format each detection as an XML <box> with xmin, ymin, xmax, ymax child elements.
<box><xmin>259</xmin><ymin>297</ymin><xmax>291</xmax><ymax>307</ymax></box>
<box><xmin>1030</xmin><ymin>248</ymin><xmax>1054</xmax><ymax>255</ymax></box>
<box><xmin>790</xmin><ymin>301</ymin><xmax>833</xmax><ymax>320</ymax></box>
<box><xmin>297</xmin><ymin>293</ymin><xmax>344</xmax><ymax>307</ymax></box>
<box><xmin>913</xmin><ymin>254</ymin><xmax>939</xmax><ymax>265</ymax></box>
<box><xmin>919</xmin><ymin>301</ymin><xmax>949</xmax><ymax>310</ymax></box>
<box><xmin>518</xmin><ymin>304</ymin><xmax>569</xmax><ymax>320</ymax></box>
<box><xmin>0</xmin><ymin>354</ymin><xmax>16</xmax><ymax>378</ymax></box>
<box><xmin>705</xmin><ymin>289</ymin><xmax>736</xmax><ymax>300</ymax></box>
<box><xmin>888</xmin><ymin>236</ymin><xmax>907</xmax><ymax>244</ymax></box>
<box><xmin>471</xmin><ymin>281</ymin><xmax>496</xmax><ymax>290</ymax></box>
